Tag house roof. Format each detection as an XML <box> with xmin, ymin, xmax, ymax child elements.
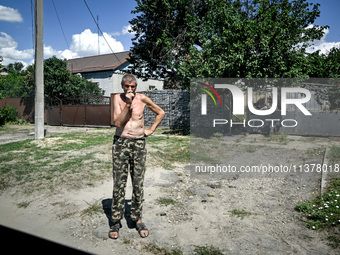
<box><xmin>66</xmin><ymin>51</ymin><xmax>130</xmax><ymax>74</ymax></box>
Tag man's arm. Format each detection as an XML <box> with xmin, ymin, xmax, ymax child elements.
<box><xmin>142</xmin><ymin>95</ymin><xmax>165</xmax><ymax>137</ymax></box>
<box><xmin>113</xmin><ymin>94</ymin><xmax>131</xmax><ymax>127</ymax></box>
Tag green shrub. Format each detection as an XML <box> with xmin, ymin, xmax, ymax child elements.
<box><xmin>0</xmin><ymin>105</ymin><xmax>18</xmax><ymax>125</ymax></box>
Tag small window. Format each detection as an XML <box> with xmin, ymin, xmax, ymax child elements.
<box><xmin>149</xmin><ymin>85</ymin><xmax>156</xmax><ymax>90</ymax></box>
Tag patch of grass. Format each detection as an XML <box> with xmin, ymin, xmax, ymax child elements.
<box><xmin>156</xmin><ymin>197</ymin><xmax>179</xmax><ymax>207</ymax></box>
<box><xmin>123</xmin><ymin>238</ymin><xmax>131</xmax><ymax>244</ymax></box>
<box><xmin>328</xmin><ymin>145</ymin><xmax>340</xmax><ymax>164</ymax></box>
<box><xmin>327</xmin><ymin>235</ymin><xmax>340</xmax><ymax>249</ymax></box>
<box><xmin>190</xmin><ymin>137</ymin><xmax>224</xmax><ymax>165</ymax></box>
<box><xmin>245</xmin><ymin>145</ymin><xmax>255</xmax><ymax>153</ymax></box>
<box><xmin>143</xmin><ymin>243</ymin><xmax>183</xmax><ymax>255</ymax></box>
<box><xmin>0</xmin><ymin>139</ymin><xmax>33</xmax><ymax>152</ymax></box>
<box><xmin>212</xmin><ymin>132</ymin><xmax>223</xmax><ymax>138</ymax></box>
<box><xmin>230</xmin><ymin>209</ymin><xmax>251</xmax><ymax>219</ymax></box>
<box><xmin>148</xmin><ymin>135</ymin><xmax>189</xmax><ymax>169</ymax></box>
<box><xmin>267</xmin><ymin>134</ymin><xmax>291</xmax><ymax>144</ymax></box>
<box><xmin>58</xmin><ymin>211</ymin><xmax>78</xmax><ymax>220</ymax></box>
<box><xmin>0</xmin><ymin>130</ymin><xmax>112</xmax><ymax>192</ymax></box>
<box><xmin>17</xmin><ymin>201</ymin><xmax>31</xmax><ymax>208</ymax></box>
<box><xmin>194</xmin><ymin>245</ymin><xmax>224</xmax><ymax>255</ymax></box>
<box><xmin>305</xmin><ymin>146</ymin><xmax>325</xmax><ymax>159</ymax></box>
<box><xmin>81</xmin><ymin>201</ymin><xmax>103</xmax><ymax>216</ymax></box>
<box><xmin>160</xmin><ymin>127</ymin><xmax>190</xmax><ymax>136</ymax></box>
<box><xmin>295</xmin><ymin>178</ymin><xmax>340</xmax><ymax>248</ymax></box>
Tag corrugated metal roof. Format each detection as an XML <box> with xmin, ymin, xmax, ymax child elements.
<box><xmin>66</xmin><ymin>51</ymin><xmax>130</xmax><ymax>73</ymax></box>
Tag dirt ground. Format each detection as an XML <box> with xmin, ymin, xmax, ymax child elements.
<box><xmin>0</xmin><ymin>125</ymin><xmax>340</xmax><ymax>254</ymax></box>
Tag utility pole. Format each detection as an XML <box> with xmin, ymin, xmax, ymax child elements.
<box><xmin>34</xmin><ymin>0</ymin><xmax>44</xmax><ymax>139</ymax></box>
<box><xmin>97</xmin><ymin>15</ymin><xmax>100</xmax><ymax>55</ymax></box>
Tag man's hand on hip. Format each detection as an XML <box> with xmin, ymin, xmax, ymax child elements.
<box><xmin>144</xmin><ymin>129</ymin><xmax>154</xmax><ymax>137</ymax></box>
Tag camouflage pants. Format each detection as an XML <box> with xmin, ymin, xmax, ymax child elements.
<box><xmin>111</xmin><ymin>135</ymin><xmax>147</xmax><ymax>224</ymax></box>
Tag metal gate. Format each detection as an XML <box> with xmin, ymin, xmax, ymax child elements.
<box><xmin>47</xmin><ymin>95</ymin><xmax>111</xmax><ymax>126</ymax></box>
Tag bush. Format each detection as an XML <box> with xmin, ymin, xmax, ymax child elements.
<box><xmin>0</xmin><ymin>105</ymin><xmax>18</xmax><ymax>125</ymax></box>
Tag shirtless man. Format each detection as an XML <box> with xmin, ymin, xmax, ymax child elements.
<box><xmin>109</xmin><ymin>74</ymin><xmax>165</xmax><ymax>239</ymax></box>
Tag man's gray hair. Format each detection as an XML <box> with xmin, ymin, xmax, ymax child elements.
<box><xmin>121</xmin><ymin>74</ymin><xmax>137</xmax><ymax>86</ymax></box>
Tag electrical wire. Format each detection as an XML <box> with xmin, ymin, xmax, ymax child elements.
<box><xmin>51</xmin><ymin>0</ymin><xmax>70</xmax><ymax>49</ymax></box>
<box><xmin>83</xmin><ymin>0</ymin><xmax>121</xmax><ymax>64</ymax></box>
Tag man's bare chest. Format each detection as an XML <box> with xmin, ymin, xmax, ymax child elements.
<box><xmin>119</xmin><ymin>98</ymin><xmax>145</xmax><ymax>119</ymax></box>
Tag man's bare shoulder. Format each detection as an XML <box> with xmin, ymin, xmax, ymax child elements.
<box><xmin>136</xmin><ymin>93</ymin><xmax>151</xmax><ymax>103</ymax></box>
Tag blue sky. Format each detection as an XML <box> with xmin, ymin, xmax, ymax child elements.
<box><xmin>0</xmin><ymin>0</ymin><xmax>339</xmax><ymax>67</ymax></box>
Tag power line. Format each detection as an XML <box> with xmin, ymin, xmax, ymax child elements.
<box><xmin>51</xmin><ymin>0</ymin><xmax>70</xmax><ymax>49</ymax></box>
<box><xmin>83</xmin><ymin>0</ymin><xmax>121</xmax><ymax>63</ymax></box>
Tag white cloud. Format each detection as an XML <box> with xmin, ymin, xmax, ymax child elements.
<box><xmin>0</xmin><ymin>5</ymin><xmax>23</xmax><ymax>22</ymax></box>
<box><xmin>44</xmin><ymin>45</ymin><xmax>59</xmax><ymax>58</ymax></box>
<box><xmin>58</xmin><ymin>49</ymin><xmax>77</xmax><ymax>60</ymax></box>
<box><xmin>0</xmin><ymin>29</ymin><xmax>125</xmax><ymax>67</ymax></box>
<box><xmin>0</xmin><ymin>32</ymin><xmax>17</xmax><ymax>48</ymax></box>
<box><xmin>109</xmin><ymin>31</ymin><xmax>121</xmax><ymax>37</ymax></box>
<box><xmin>0</xmin><ymin>32</ymin><xmax>33</xmax><ymax>65</ymax></box>
<box><xmin>121</xmin><ymin>25</ymin><xmax>135</xmax><ymax>35</ymax></box>
<box><xmin>66</xmin><ymin>29</ymin><xmax>124</xmax><ymax>58</ymax></box>
<box><xmin>306</xmin><ymin>27</ymin><xmax>340</xmax><ymax>54</ymax></box>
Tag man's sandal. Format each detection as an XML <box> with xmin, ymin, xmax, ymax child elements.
<box><xmin>136</xmin><ymin>222</ymin><xmax>149</xmax><ymax>238</ymax></box>
<box><xmin>108</xmin><ymin>222</ymin><xmax>121</xmax><ymax>239</ymax></box>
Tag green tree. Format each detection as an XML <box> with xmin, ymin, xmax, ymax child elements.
<box><xmin>0</xmin><ymin>61</ymin><xmax>29</xmax><ymax>98</ymax></box>
<box><xmin>7</xmin><ymin>62</ymin><xmax>25</xmax><ymax>74</ymax></box>
<box><xmin>306</xmin><ymin>48</ymin><xmax>340</xmax><ymax>111</ymax></box>
<box><xmin>128</xmin><ymin>0</ymin><xmax>329</xmax><ymax>88</ymax></box>
<box><xmin>0</xmin><ymin>73</ymin><xmax>27</xmax><ymax>98</ymax></box>
<box><xmin>323</xmin><ymin>47</ymin><xmax>340</xmax><ymax>78</ymax></box>
<box><xmin>26</xmin><ymin>56</ymin><xmax>104</xmax><ymax>101</ymax></box>
<box><xmin>1</xmin><ymin>56</ymin><xmax>104</xmax><ymax>100</ymax></box>
<box><xmin>306</xmin><ymin>48</ymin><xmax>340</xmax><ymax>78</ymax></box>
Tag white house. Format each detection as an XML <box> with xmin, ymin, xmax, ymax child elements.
<box><xmin>66</xmin><ymin>51</ymin><xmax>163</xmax><ymax>96</ymax></box>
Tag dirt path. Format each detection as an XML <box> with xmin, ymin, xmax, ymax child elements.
<box><xmin>0</xmin><ymin>125</ymin><xmax>339</xmax><ymax>254</ymax></box>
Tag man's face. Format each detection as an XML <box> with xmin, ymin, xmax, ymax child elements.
<box><xmin>122</xmin><ymin>81</ymin><xmax>137</xmax><ymax>95</ymax></box>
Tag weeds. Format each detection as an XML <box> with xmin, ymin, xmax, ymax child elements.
<box><xmin>148</xmin><ymin>135</ymin><xmax>189</xmax><ymax>169</ymax></box>
<box><xmin>296</xmin><ymin>178</ymin><xmax>340</xmax><ymax>248</ymax></box>
<box><xmin>245</xmin><ymin>146</ymin><xmax>256</xmax><ymax>153</ymax></box>
<box><xmin>81</xmin><ymin>201</ymin><xmax>103</xmax><ymax>216</ymax></box>
<box><xmin>328</xmin><ymin>145</ymin><xmax>340</xmax><ymax>164</ymax></box>
<box><xmin>17</xmin><ymin>201</ymin><xmax>31</xmax><ymax>208</ymax></box>
<box><xmin>230</xmin><ymin>209</ymin><xmax>251</xmax><ymax>219</ymax></box>
<box><xmin>296</xmin><ymin>178</ymin><xmax>340</xmax><ymax>230</ymax></box>
<box><xmin>305</xmin><ymin>146</ymin><xmax>325</xmax><ymax>159</ymax></box>
<box><xmin>156</xmin><ymin>197</ymin><xmax>179</xmax><ymax>207</ymax></box>
<box><xmin>267</xmin><ymin>134</ymin><xmax>291</xmax><ymax>144</ymax></box>
<box><xmin>194</xmin><ymin>245</ymin><xmax>224</xmax><ymax>255</ymax></box>
<box><xmin>143</xmin><ymin>243</ymin><xmax>183</xmax><ymax>255</ymax></box>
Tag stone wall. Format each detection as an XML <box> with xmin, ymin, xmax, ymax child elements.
<box><xmin>141</xmin><ymin>90</ymin><xmax>190</xmax><ymax>129</ymax></box>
